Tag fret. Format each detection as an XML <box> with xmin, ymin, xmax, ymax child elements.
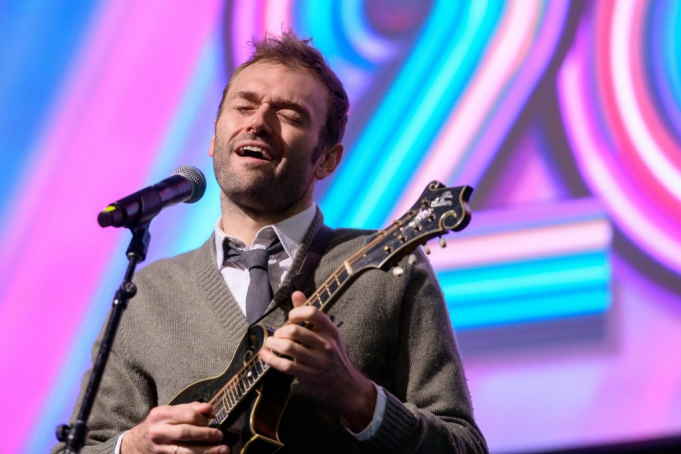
<box><xmin>229</xmin><ymin>384</ymin><xmax>239</xmax><ymax>403</ymax></box>
<box><xmin>337</xmin><ymin>268</ymin><xmax>349</xmax><ymax>284</ymax></box>
<box><xmin>327</xmin><ymin>279</ymin><xmax>339</xmax><ymax>295</ymax></box>
<box><xmin>318</xmin><ymin>284</ymin><xmax>330</xmax><ymax>301</ymax></box>
<box><xmin>227</xmin><ymin>387</ymin><xmax>236</xmax><ymax>407</ymax></box>
<box><xmin>343</xmin><ymin>259</ymin><xmax>354</xmax><ymax>276</ymax></box>
<box><xmin>324</xmin><ymin>282</ymin><xmax>332</xmax><ymax>295</ymax></box>
<box><xmin>250</xmin><ymin>363</ymin><xmax>260</xmax><ymax>379</ymax></box>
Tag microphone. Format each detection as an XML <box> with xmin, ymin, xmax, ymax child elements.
<box><xmin>98</xmin><ymin>165</ymin><xmax>207</xmax><ymax>228</ymax></box>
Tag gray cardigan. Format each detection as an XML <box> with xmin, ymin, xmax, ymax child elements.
<box><xmin>53</xmin><ymin>212</ymin><xmax>487</xmax><ymax>453</ymax></box>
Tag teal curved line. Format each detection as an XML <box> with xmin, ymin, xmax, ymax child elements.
<box><xmin>299</xmin><ymin>0</ymin><xmax>363</xmax><ymax>70</ymax></box>
<box><xmin>348</xmin><ymin>0</ymin><xmax>504</xmax><ymax>228</ymax></box>
<box><xmin>321</xmin><ymin>0</ymin><xmax>467</xmax><ymax>227</ymax></box>
<box><xmin>663</xmin><ymin>0</ymin><xmax>681</xmax><ymax>133</ymax></box>
<box><xmin>301</xmin><ymin>0</ymin><xmax>388</xmax><ymax>69</ymax></box>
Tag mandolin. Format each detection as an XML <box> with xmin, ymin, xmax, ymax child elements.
<box><xmin>168</xmin><ymin>181</ymin><xmax>474</xmax><ymax>453</ymax></box>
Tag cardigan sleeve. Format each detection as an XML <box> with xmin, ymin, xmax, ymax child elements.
<box><xmin>361</xmin><ymin>248</ymin><xmax>488</xmax><ymax>454</ymax></box>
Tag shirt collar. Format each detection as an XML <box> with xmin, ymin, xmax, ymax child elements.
<box><xmin>214</xmin><ymin>203</ymin><xmax>317</xmax><ymax>266</ymax></box>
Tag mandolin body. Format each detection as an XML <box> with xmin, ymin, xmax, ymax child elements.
<box><xmin>168</xmin><ymin>324</ymin><xmax>292</xmax><ymax>454</ymax></box>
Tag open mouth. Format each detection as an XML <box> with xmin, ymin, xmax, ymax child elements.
<box><xmin>237</xmin><ymin>145</ymin><xmax>273</xmax><ymax>161</ymax></box>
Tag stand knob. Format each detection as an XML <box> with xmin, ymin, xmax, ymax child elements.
<box><xmin>56</xmin><ymin>424</ymin><xmax>70</xmax><ymax>442</ymax></box>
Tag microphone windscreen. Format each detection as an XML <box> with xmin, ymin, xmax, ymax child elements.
<box><xmin>172</xmin><ymin>165</ymin><xmax>206</xmax><ymax>204</ymax></box>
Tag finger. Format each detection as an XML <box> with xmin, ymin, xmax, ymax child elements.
<box><xmin>174</xmin><ymin>444</ymin><xmax>229</xmax><ymax>454</ymax></box>
<box><xmin>259</xmin><ymin>346</ymin><xmax>316</xmax><ymax>376</ymax></box>
<box><xmin>260</xmin><ymin>347</ymin><xmax>295</xmax><ymax>374</ymax></box>
<box><xmin>270</xmin><ymin>324</ymin><xmax>326</xmax><ymax>348</ymax></box>
<box><xmin>192</xmin><ymin>401</ymin><xmax>217</xmax><ymax>417</ymax></box>
<box><xmin>264</xmin><ymin>336</ymin><xmax>325</xmax><ymax>365</ymax></box>
<box><xmin>287</xmin><ymin>307</ymin><xmax>337</xmax><ymax>334</ymax></box>
<box><xmin>165</xmin><ymin>403</ymin><xmax>215</xmax><ymax>426</ymax></box>
<box><xmin>204</xmin><ymin>445</ymin><xmax>230</xmax><ymax>454</ymax></box>
<box><xmin>164</xmin><ymin>423</ymin><xmax>224</xmax><ymax>444</ymax></box>
<box><xmin>291</xmin><ymin>290</ymin><xmax>307</xmax><ymax>308</ymax></box>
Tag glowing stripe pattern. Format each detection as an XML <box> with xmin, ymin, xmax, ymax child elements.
<box><xmin>558</xmin><ymin>0</ymin><xmax>681</xmax><ymax>275</ymax></box>
<box><xmin>0</xmin><ymin>0</ymin><xmax>679</xmax><ymax>452</ymax></box>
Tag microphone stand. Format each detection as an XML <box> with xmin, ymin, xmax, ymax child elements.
<box><xmin>56</xmin><ymin>222</ymin><xmax>152</xmax><ymax>453</ymax></box>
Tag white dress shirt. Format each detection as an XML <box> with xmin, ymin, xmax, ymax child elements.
<box><xmin>214</xmin><ymin>203</ymin><xmax>317</xmax><ymax>313</ymax></box>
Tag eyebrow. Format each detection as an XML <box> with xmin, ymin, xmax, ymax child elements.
<box><xmin>233</xmin><ymin>90</ymin><xmax>312</xmax><ymax>123</ymax></box>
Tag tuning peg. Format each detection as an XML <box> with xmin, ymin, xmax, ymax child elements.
<box><xmin>408</xmin><ymin>254</ymin><xmax>417</xmax><ymax>265</ymax></box>
<box><xmin>439</xmin><ymin>237</ymin><xmax>447</xmax><ymax>248</ymax></box>
<box><xmin>392</xmin><ymin>266</ymin><xmax>404</xmax><ymax>276</ymax></box>
<box><xmin>423</xmin><ymin>244</ymin><xmax>431</xmax><ymax>255</ymax></box>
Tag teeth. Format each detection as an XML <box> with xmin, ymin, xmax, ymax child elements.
<box><xmin>239</xmin><ymin>145</ymin><xmax>271</xmax><ymax>160</ymax></box>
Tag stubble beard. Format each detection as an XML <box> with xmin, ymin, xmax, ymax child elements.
<box><xmin>213</xmin><ymin>134</ymin><xmax>316</xmax><ymax>222</ymax></box>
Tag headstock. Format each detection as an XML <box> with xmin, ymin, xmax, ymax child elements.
<box><xmin>352</xmin><ymin>182</ymin><xmax>473</xmax><ymax>272</ymax></box>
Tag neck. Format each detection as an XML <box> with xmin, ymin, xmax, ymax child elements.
<box><xmin>219</xmin><ymin>193</ymin><xmax>313</xmax><ymax>245</ymax></box>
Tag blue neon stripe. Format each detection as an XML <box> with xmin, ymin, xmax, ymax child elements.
<box><xmin>144</xmin><ymin>34</ymin><xmax>225</xmax><ymax>260</ymax></box>
<box><xmin>321</xmin><ymin>0</ymin><xmax>467</xmax><ymax>227</ymax></box>
<box><xmin>438</xmin><ymin>252</ymin><xmax>610</xmax><ymax>305</ymax></box>
<box><xmin>662</xmin><ymin>0</ymin><xmax>681</xmax><ymax>135</ymax></box>
<box><xmin>448</xmin><ymin>286</ymin><xmax>610</xmax><ymax>329</ymax></box>
<box><xmin>146</xmin><ymin>39</ymin><xmax>222</xmax><ymax>184</ymax></box>
<box><xmin>0</xmin><ymin>1</ymin><xmax>100</xmax><ymax>224</ymax></box>
<box><xmin>302</xmin><ymin>1</ymin><xmax>365</xmax><ymax>69</ymax></box>
<box><xmin>341</xmin><ymin>0</ymin><xmax>396</xmax><ymax>64</ymax></box>
<box><xmin>25</xmin><ymin>30</ymin><xmax>224</xmax><ymax>454</ymax></box>
<box><xmin>348</xmin><ymin>0</ymin><xmax>505</xmax><ymax>228</ymax></box>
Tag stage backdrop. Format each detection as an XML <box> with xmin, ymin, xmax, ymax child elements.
<box><xmin>1</xmin><ymin>1</ymin><xmax>680</xmax><ymax>452</ymax></box>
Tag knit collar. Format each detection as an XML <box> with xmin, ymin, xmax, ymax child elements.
<box><xmin>214</xmin><ymin>203</ymin><xmax>317</xmax><ymax>267</ymax></box>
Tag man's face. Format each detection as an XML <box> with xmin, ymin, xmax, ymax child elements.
<box><xmin>211</xmin><ymin>62</ymin><xmax>332</xmax><ymax>217</ymax></box>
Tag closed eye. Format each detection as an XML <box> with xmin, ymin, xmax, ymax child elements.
<box><xmin>279</xmin><ymin>111</ymin><xmax>303</xmax><ymax>125</ymax></box>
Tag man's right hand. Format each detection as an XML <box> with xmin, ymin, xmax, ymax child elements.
<box><xmin>121</xmin><ymin>402</ymin><xmax>229</xmax><ymax>454</ymax></box>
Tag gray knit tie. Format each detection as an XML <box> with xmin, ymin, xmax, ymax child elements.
<box><xmin>223</xmin><ymin>236</ymin><xmax>284</xmax><ymax>324</ymax></box>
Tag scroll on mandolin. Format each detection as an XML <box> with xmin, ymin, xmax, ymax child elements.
<box><xmin>168</xmin><ymin>181</ymin><xmax>474</xmax><ymax>454</ymax></box>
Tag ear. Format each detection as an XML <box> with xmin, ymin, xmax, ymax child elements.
<box><xmin>314</xmin><ymin>143</ymin><xmax>343</xmax><ymax>180</ymax></box>
<box><xmin>208</xmin><ymin>135</ymin><xmax>215</xmax><ymax>157</ymax></box>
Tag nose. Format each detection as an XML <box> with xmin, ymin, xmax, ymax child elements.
<box><xmin>247</xmin><ymin>105</ymin><xmax>274</xmax><ymax>136</ymax></box>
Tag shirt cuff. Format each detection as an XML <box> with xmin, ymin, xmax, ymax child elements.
<box><xmin>344</xmin><ymin>383</ymin><xmax>387</xmax><ymax>441</ymax></box>
<box><xmin>114</xmin><ymin>430</ymin><xmax>128</xmax><ymax>454</ymax></box>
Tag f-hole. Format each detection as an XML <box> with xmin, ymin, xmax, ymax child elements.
<box><xmin>244</xmin><ymin>333</ymin><xmax>258</xmax><ymax>364</ymax></box>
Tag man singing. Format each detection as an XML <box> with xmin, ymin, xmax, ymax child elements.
<box><xmin>54</xmin><ymin>31</ymin><xmax>487</xmax><ymax>454</ymax></box>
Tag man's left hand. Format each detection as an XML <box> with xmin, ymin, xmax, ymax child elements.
<box><xmin>260</xmin><ymin>290</ymin><xmax>377</xmax><ymax>432</ymax></box>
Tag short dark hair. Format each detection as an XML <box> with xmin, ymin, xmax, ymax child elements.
<box><xmin>217</xmin><ymin>31</ymin><xmax>349</xmax><ymax>154</ymax></box>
